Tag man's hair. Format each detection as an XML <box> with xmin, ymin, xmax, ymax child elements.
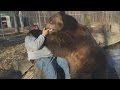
<box><xmin>27</xmin><ymin>29</ymin><xmax>42</xmax><ymax>38</ymax></box>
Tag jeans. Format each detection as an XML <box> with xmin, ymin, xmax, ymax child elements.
<box><xmin>33</xmin><ymin>56</ymin><xmax>71</xmax><ymax>79</ymax></box>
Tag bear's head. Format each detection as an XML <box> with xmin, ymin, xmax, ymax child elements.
<box><xmin>45</xmin><ymin>11</ymin><xmax>79</xmax><ymax>33</ymax></box>
<box><xmin>45</xmin><ymin>12</ymin><xmax>64</xmax><ymax>33</ymax></box>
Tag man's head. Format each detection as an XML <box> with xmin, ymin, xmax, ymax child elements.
<box><xmin>27</xmin><ymin>29</ymin><xmax>42</xmax><ymax>38</ymax></box>
<box><xmin>32</xmin><ymin>24</ymin><xmax>39</xmax><ymax>30</ymax></box>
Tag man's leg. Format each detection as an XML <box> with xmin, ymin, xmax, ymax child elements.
<box><xmin>33</xmin><ymin>58</ymin><xmax>57</xmax><ymax>79</ymax></box>
<box><xmin>56</xmin><ymin>57</ymin><xmax>71</xmax><ymax>79</ymax></box>
<box><xmin>33</xmin><ymin>60</ymin><xmax>47</xmax><ymax>79</ymax></box>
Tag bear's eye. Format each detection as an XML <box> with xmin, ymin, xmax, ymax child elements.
<box><xmin>58</xmin><ymin>22</ymin><xmax>62</xmax><ymax>27</ymax></box>
<box><xmin>50</xmin><ymin>21</ymin><xmax>53</xmax><ymax>24</ymax></box>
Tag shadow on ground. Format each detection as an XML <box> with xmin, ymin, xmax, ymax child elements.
<box><xmin>0</xmin><ymin>69</ymin><xmax>22</xmax><ymax>79</ymax></box>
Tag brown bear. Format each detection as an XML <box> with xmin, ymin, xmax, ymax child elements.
<box><xmin>45</xmin><ymin>11</ymin><xmax>107</xmax><ymax>79</ymax></box>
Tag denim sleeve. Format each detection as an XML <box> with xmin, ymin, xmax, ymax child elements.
<box><xmin>57</xmin><ymin>57</ymin><xmax>71</xmax><ymax>79</ymax></box>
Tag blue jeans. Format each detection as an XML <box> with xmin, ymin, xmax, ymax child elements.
<box><xmin>33</xmin><ymin>56</ymin><xmax>70</xmax><ymax>79</ymax></box>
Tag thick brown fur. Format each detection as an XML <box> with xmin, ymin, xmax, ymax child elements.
<box><xmin>45</xmin><ymin>12</ymin><xmax>107</xmax><ymax>79</ymax></box>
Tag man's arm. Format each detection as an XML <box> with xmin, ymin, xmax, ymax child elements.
<box><xmin>25</xmin><ymin>28</ymin><xmax>49</xmax><ymax>51</ymax></box>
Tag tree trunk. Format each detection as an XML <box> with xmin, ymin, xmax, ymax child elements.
<box><xmin>19</xmin><ymin>11</ymin><xmax>24</xmax><ymax>32</ymax></box>
<box><xmin>43</xmin><ymin>11</ymin><xmax>46</xmax><ymax>26</ymax></box>
<box><xmin>0</xmin><ymin>24</ymin><xmax>5</xmax><ymax>39</ymax></box>
<box><xmin>38</xmin><ymin>11</ymin><xmax>42</xmax><ymax>29</ymax></box>
<box><xmin>14</xmin><ymin>11</ymin><xmax>20</xmax><ymax>33</ymax></box>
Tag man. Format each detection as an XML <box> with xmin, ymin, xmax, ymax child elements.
<box><xmin>25</xmin><ymin>27</ymin><xmax>70</xmax><ymax>79</ymax></box>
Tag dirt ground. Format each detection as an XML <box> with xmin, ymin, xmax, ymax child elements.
<box><xmin>0</xmin><ymin>33</ymin><xmax>27</xmax><ymax>78</ymax></box>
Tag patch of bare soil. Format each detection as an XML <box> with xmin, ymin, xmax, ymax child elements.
<box><xmin>0</xmin><ymin>33</ymin><xmax>27</xmax><ymax>78</ymax></box>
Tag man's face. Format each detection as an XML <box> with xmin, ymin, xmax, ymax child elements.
<box><xmin>32</xmin><ymin>25</ymin><xmax>39</xmax><ymax>30</ymax></box>
<box><xmin>34</xmin><ymin>26</ymin><xmax>38</xmax><ymax>29</ymax></box>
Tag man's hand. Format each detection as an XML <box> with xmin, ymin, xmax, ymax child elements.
<box><xmin>42</xmin><ymin>28</ymin><xmax>50</xmax><ymax>37</ymax></box>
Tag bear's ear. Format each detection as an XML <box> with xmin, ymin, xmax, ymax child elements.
<box><xmin>59</xmin><ymin>11</ymin><xmax>65</xmax><ymax>15</ymax></box>
<box><xmin>48</xmin><ymin>13</ymin><xmax>63</xmax><ymax>25</ymax></box>
<box><xmin>49</xmin><ymin>21</ymin><xmax>54</xmax><ymax>24</ymax></box>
